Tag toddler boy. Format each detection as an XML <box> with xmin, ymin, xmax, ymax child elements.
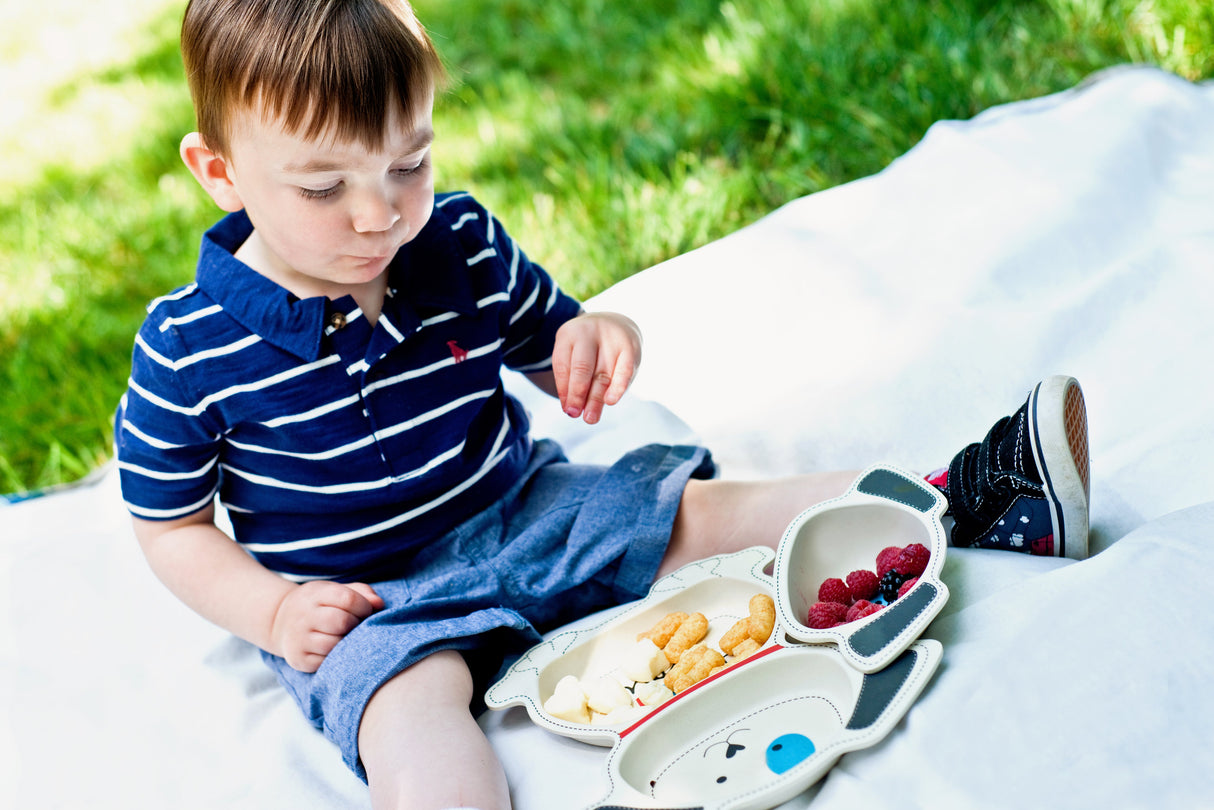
<box><xmin>115</xmin><ymin>1</ymin><xmax>1091</xmax><ymax>807</ymax></box>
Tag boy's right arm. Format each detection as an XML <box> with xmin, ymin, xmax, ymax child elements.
<box><xmin>132</xmin><ymin>508</ymin><xmax>383</xmax><ymax>673</ymax></box>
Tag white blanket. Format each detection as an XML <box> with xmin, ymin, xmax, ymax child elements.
<box><xmin>5</xmin><ymin>65</ymin><xmax>1213</xmax><ymax>809</ymax></box>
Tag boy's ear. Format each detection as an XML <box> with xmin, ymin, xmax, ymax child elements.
<box><xmin>180</xmin><ymin>133</ymin><xmax>245</xmax><ymax>212</ymax></box>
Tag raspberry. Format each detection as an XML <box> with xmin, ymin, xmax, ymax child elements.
<box><xmin>875</xmin><ymin>546</ymin><xmax>903</xmax><ymax>578</ymax></box>
<box><xmin>806</xmin><ymin>601</ymin><xmax>848</xmax><ymax>629</ymax></box>
<box><xmin>845</xmin><ymin>569</ymin><xmax>879</xmax><ymax>601</ymax></box>
<box><xmin>817</xmin><ymin>577</ymin><xmax>853</xmax><ymax>605</ymax></box>
<box><xmin>878</xmin><ymin>569</ymin><xmax>907</xmax><ymax>602</ymax></box>
<box><xmin>894</xmin><ymin>543</ymin><xmax>930</xmax><ymax>577</ymax></box>
<box><xmin>845</xmin><ymin>600</ymin><xmax>883</xmax><ymax>622</ymax></box>
<box><xmin>898</xmin><ymin>577</ymin><xmax>919</xmax><ymax>599</ymax></box>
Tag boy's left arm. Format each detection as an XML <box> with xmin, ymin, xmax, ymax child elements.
<box><xmin>527</xmin><ymin>311</ymin><xmax>642</xmax><ymax>425</ymax></box>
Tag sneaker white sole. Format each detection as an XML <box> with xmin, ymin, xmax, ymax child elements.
<box><xmin>1027</xmin><ymin>375</ymin><xmax>1091</xmax><ymax>559</ymax></box>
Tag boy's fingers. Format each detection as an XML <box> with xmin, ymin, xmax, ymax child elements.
<box><xmin>585</xmin><ymin>342</ymin><xmax>638</xmax><ymax>420</ymax></box>
<box><xmin>346</xmin><ymin>581</ymin><xmax>385</xmax><ymax>611</ymax></box>
<box><xmin>580</xmin><ymin>366</ymin><xmax>616</xmax><ymax>424</ymax></box>
<box><xmin>314</xmin><ymin>607</ymin><xmax>366</xmax><ymax>637</ymax></box>
<box><xmin>602</xmin><ymin>355</ymin><xmax>635</xmax><ymax>406</ymax></box>
<box><xmin>291</xmin><ymin>653</ymin><xmax>324</xmax><ymax>674</ymax></box>
<box><xmin>310</xmin><ymin>581</ymin><xmax>382</xmax><ymax>624</ymax></box>
<box><xmin>550</xmin><ymin>339</ymin><xmax>572</xmax><ymax>406</ymax></box>
<box><xmin>552</xmin><ymin>312</ymin><xmax>640</xmax><ymax>420</ymax></box>
<box><xmin>306</xmin><ymin>628</ymin><xmax>344</xmax><ymax>653</ymax></box>
<box><xmin>563</xmin><ymin>343</ymin><xmax>599</xmax><ymax>417</ymax></box>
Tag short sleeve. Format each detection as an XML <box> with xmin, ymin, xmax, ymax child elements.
<box><xmin>114</xmin><ymin>318</ymin><xmax>223</xmax><ymax>520</ymax></box>
<box><xmin>484</xmin><ymin>210</ymin><xmax>583</xmax><ymax>372</ymax></box>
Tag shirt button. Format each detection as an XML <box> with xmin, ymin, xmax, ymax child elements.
<box><xmin>327</xmin><ymin>311</ymin><xmax>347</xmax><ymax>330</ymax></box>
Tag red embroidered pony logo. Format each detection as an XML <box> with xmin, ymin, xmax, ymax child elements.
<box><xmin>447</xmin><ymin>340</ymin><xmax>468</xmax><ymax>363</ymax></box>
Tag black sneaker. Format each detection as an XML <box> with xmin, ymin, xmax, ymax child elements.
<box><xmin>939</xmin><ymin>376</ymin><xmax>1090</xmax><ymax>559</ymax></box>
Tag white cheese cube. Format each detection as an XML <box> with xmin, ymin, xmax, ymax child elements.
<box><xmin>543</xmin><ymin>675</ymin><xmax>591</xmax><ymax>724</ymax></box>
<box><xmin>619</xmin><ymin>638</ymin><xmax>670</xmax><ymax>683</ymax></box>
<box><xmin>583</xmin><ymin>674</ymin><xmax>633</xmax><ymax>715</ymax></box>
<box><xmin>632</xmin><ymin>680</ymin><xmax>674</xmax><ymax>708</ymax></box>
<box><xmin>590</xmin><ymin>704</ymin><xmax>648</xmax><ymax>727</ymax></box>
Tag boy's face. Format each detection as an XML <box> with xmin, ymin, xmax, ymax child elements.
<box><xmin>209</xmin><ymin>96</ymin><xmax>436</xmax><ymax>298</ymax></box>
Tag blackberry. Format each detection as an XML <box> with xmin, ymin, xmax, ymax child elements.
<box><xmin>878</xmin><ymin>569</ymin><xmax>907</xmax><ymax>602</ymax></box>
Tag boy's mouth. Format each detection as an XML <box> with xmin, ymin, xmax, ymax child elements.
<box><xmin>349</xmin><ymin>255</ymin><xmax>392</xmax><ymax>273</ymax></box>
<box><xmin>351</xmin><ymin>236</ymin><xmax>406</xmax><ymax>265</ymax></box>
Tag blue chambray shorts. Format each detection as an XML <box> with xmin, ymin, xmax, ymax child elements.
<box><xmin>260</xmin><ymin>438</ymin><xmax>715</xmax><ymax>779</ymax></box>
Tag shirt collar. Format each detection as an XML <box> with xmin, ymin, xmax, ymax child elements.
<box><xmin>194</xmin><ymin>206</ymin><xmax>481</xmax><ymax>361</ymax></box>
<box><xmin>195</xmin><ymin>212</ymin><xmax>327</xmax><ymax>360</ymax></box>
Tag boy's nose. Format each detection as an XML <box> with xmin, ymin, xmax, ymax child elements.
<box><xmin>351</xmin><ymin>189</ymin><xmax>401</xmax><ymax>233</ymax></box>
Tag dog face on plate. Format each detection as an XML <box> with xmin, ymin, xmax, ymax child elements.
<box><xmin>648</xmin><ymin>705</ymin><xmax>818</xmax><ymax>803</ymax></box>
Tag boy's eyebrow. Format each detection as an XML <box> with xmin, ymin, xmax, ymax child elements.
<box><xmin>284</xmin><ymin>126</ymin><xmax>435</xmax><ymax>174</ymax></box>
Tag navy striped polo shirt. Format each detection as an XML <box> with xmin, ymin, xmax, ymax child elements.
<box><xmin>115</xmin><ymin>192</ymin><xmax>583</xmax><ymax>582</ymax></box>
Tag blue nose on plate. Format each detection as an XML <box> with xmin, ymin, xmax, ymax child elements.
<box><xmin>765</xmin><ymin>733</ymin><xmax>815</xmax><ymax>774</ymax></box>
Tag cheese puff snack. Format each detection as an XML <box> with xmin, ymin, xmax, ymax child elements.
<box><xmin>662</xmin><ymin>612</ymin><xmax>708</xmax><ymax>664</ymax></box>
<box><xmin>717</xmin><ymin>619</ymin><xmax>750</xmax><ymax>656</ymax></box>
<box><xmin>718</xmin><ymin>594</ymin><xmax>776</xmax><ymax>655</ymax></box>
<box><xmin>637</xmin><ymin>611</ymin><xmax>689</xmax><ymax>649</ymax></box>
<box><xmin>747</xmin><ymin>593</ymin><xmax>776</xmax><ymax>643</ymax></box>
<box><xmin>666</xmin><ymin>644</ymin><xmax>725</xmax><ymax>693</ymax></box>
<box><xmin>728</xmin><ymin>637</ymin><xmax>762</xmax><ymax>661</ymax></box>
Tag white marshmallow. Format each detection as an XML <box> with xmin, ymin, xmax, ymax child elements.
<box><xmin>619</xmin><ymin>638</ymin><xmax>671</xmax><ymax>683</ymax></box>
<box><xmin>590</xmin><ymin>704</ymin><xmax>648</xmax><ymax>727</ymax></box>
<box><xmin>583</xmin><ymin>674</ymin><xmax>634</xmax><ymax>715</ymax></box>
<box><xmin>552</xmin><ymin>674</ymin><xmax>584</xmax><ymax>698</ymax></box>
<box><xmin>543</xmin><ymin>675</ymin><xmax>591</xmax><ymax>724</ymax></box>
<box><xmin>632</xmin><ymin>680</ymin><xmax>674</xmax><ymax>708</ymax></box>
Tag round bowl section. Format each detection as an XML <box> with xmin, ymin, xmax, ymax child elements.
<box><xmin>774</xmin><ymin>465</ymin><xmax>949</xmax><ymax>673</ymax></box>
<box><xmin>781</xmin><ymin>501</ymin><xmax>933</xmax><ymax>630</ymax></box>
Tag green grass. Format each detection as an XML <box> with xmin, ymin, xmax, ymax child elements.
<box><xmin>2</xmin><ymin>0</ymin><xmax>1212</xmax><ymax>494</ymax></box>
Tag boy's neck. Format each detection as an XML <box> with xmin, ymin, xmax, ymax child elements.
<box><xmin>234</xmin><ymin>228</ymin><xmax>387</xmax><ymax>325</ymax></box>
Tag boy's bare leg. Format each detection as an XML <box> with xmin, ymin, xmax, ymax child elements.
<box><xmin>658</xmin><ymin>472</ymin><xmax>860</xmax><ymax>578</ymax></box>
<box><xmin>359</xmin><ymin>650</ymin><xmax>511</xmax><ymax>810</ymax></box>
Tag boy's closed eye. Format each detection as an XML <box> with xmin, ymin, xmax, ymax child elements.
<box><xmin>296</xmin><ymin>156</ymin><xmax>431</xmax><ymax>201</ymax></box>
<box><xmin>299</xmin><ymin>184</ymin><xmax>343</xmax><ymax>200</ymax></box>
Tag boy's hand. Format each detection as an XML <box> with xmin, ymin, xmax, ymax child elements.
<box><xmin>270</xmin><ymin>581</ymin><xmax>385</xmax><ymax>673</ymax></box>
<box><xmin>551</xmin><ymin>311</ymin><xmax>642</xmax><ymax>425</ymax></box>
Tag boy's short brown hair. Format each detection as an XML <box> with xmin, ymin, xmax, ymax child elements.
<box><xmin>181</xmin><ymin>0</ymin><xmax>445</xmax><ymax>156</ymax></box>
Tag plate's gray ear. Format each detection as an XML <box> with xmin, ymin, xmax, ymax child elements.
<box><xmin>856</xmin><ymin>467</ymin><xmax>939</xmax><ymax>514</ymax></box>
<box><xmin>845</xmin><ymin>644</ymin><xmax>922</xmax><ymax>731</ymax></box>
<box><xmin>845</xmin><ymin>582</ymin><xmax>938</xmax><ymax>660</ymax></box>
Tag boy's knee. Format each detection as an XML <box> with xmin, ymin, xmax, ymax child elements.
<box><xmin>412</xmin><ymin>649</ymin><xmax>475</xmax><ymax>699</ymax></box>
<box><xmin>358</xmin><ymin>650</ymin><xmax>501</xmax><ymax>803</ymax></box>
<box><xmin>369</xmin><ymin>649</ymin><xmax>476</xmax><ymax>714</ymax></box>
